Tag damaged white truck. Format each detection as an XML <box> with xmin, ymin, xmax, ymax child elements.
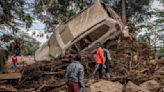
<box><xmin>35</xmin><ymin>2</ymin><xmax>128</xmax><ymax>62</ymax></box>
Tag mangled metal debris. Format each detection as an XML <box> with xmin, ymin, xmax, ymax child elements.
<box><xmin>35</xmin><ymin>2</ymin><xmax>128</xmax><ymax>62</ymax></box>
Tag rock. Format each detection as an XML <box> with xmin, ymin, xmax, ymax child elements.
<box><xmin>90</xmin><ymin>80</ymin><xmax>123</xmax><ymax>92</ymax></box>
<box><xmin>140</xmin><ymin>80</ymin><xmax>160</xmax><ymax>92</ymax></box>
<box><xmin>159</xmin><ymin>88</ymin><xmax>164</xmax><ymax>92</ymax></box>
<box><xmin>126</xmin><ymin>81</ymin><xmax>150</xmax><ymax>92</ymax></box>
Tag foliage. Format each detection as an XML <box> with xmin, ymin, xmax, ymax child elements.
<box><xmin>156</xmin><ymin>48</ymin><xmax>164</xmax><ymax>57</ymax></box>
<box><xmin>34</xmin><ymin>0</ymin><xmax>93</xmax><ymax>31</ymax></box>
<box><xmin>0</xmin><ymin>0</ymin><xmax>33</xmax><ymax>31</ymax></box>
<box><xmin>108</xmin><ymin>0</ymin><xmax>150</xmax><ymax>23</ymax></box>
<box><xmin>21</xmin><ymin>41</ymin><xmax>40</xmax><ymax>55</ymax></box>
<box><xmin>159</xmin><ymin>48</ymin><xmax>164</xmax><ymax>53</ymax></box>
<box><xmin>137</xmin><ymin>34</ymin><xmax>150</xmax><ymax>43</ymax></box>
<box><xmin>1</xmin><ymin>32</ymin><xmax>40</xmax><ymax>56</ymax></box>
<box><xmin>136</xmin><ymin>7</ymin><xmax>164</xmax><ymax>50</ymax></box>
<box><xmin>34</xmin><ymin>0</ymin><xmax>151</xmax><ymax>31</ymax></box>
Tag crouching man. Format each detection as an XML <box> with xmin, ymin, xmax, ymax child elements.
<box><xmin>65</xmin><ymin>54</ymin><xmax>84</xmax><ymax>92</ymax></box>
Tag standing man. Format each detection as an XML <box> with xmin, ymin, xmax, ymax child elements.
<box><xmin>12</xmin><ymin>55</ymin><xmax>17</xmax><ymax>71</ymax></box>
<box><xmin>103</xmin><ymin>48</ymin><xmax>111</xmax><ymax>80</ymax></box>
<box><xmin>93</xmin><ymin>42</ymin><xmax>105</xmax><ymax>79</ymax></box>
<box><xmin>65</xmin><ymin>54</ymin><xmax>84</xmax><ymax>92</ymax></box>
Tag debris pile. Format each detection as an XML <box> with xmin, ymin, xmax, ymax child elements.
<box><xmin>109</xmin><ymin>40</ymin><xmax>154</xmax><ymax>84</ymax></box>
<box><xmin>17</xmin><ymin>60</ymin><xmax>68</xmax><ymax>92</ymax></box>
<box><xmin>0</xmin><ymin>40</ymin><xmax>163</xmax><ymax>92</ymax></box>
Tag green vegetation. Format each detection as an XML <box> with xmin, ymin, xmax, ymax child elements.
<box><xmin>0</xmin><ymin>0</ymin><xmax>33</xmax><ymax>31</ymax></box>
<box><xmin>21</xmin><ymin>41</ymin><xmax>40</xmax><ymax>55</ymax></box>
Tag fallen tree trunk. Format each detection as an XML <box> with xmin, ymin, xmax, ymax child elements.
<box><xmin>0</xmin><ymin>73</ymin><xmax>22</xmax><ymax>80</ymax></box>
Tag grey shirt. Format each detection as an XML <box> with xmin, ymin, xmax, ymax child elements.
<box><xmin>65</xmin><ymin>61</ymin><xmax>84</xmax><ymax>87</ymax></box>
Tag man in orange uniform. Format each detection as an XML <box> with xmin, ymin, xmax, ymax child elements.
<box><xmin>93</xmin><ymin>42</ymin><xmax>105</xmax><ymax>79</ymax></box>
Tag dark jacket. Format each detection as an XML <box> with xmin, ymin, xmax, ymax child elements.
<box><xmin>65</xmin><ymin>61</ymin><xmax>84</xmax><ymax>87</ymax></box>
<box><xmin>103</xmin><ymin>48</ymin><xmax>110</xmax><ymax>65</ymax></box>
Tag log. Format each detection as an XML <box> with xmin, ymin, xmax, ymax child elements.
<box><xmin>0</xmin><ymin>73</ymin><xmax>22</xmax><ymax>80</ymax></box>
<box><xmin>0</xmin><ymin>80</ymin><xmax>7</xmax><ymax>84</ymax></box>
<box><xmin>43</xmin><ymin>70</ymin><xmax>65</xmax><ymax>75</ymax></box>
<box><xmin>0</xmin><ymin>85</ymin><xmax>17</xmax><ymax>91</ymax></box>
<box><xmin>0</xmin><ymin>39</ymin><xmax>160</xmax><ymax>91</ymax></box>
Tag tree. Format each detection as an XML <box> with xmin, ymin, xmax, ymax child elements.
<box><xmin>21</xmin><ymin>40</ymin><xmax>40</xmax><ymax>55</ymax></box>
<box><xmin>121</xmin><ymin>0</ymin><xmax>126</xmax><ymax>25</ymax></box>
<box><xmin>1</xmin><ymin>32</ymin><xmax>40</xmax><ymax>55</ymax></box>
<box><xmin>0</xmin><ymin>0</ymin><xmax>33</xmax><ymax>31</ymax></box>
<box><xmin>34</xmin><ymin>0</ymin><xmax>93</xmax><ymax>31</ymax></box>
<box><xmin>136</xmin><ymin>9</ymin><xmax>164</xmax><ymax>52</ymax></box>
<box><xmin>34</xmin><ymin>0</ymin><xmax>151</xmax><ymax>32</ymax></box>
<box><xmin>108</xmin><ymin>0</ymin><xmax>151</xmax><ymax>30</ymax></box>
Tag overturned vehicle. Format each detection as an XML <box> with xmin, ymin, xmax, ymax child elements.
<box><xmin>35</xmin><ymin>2</ymin><xmax>128</xmax><ymax>62</ymax></box>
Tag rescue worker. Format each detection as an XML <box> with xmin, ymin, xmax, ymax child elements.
<box><xmin>103</xmin><ymin>47</ymin><xmax>111</xmax><ymax>80</ymax></box>
<box><xmin>12</xmin><ymin>55</ymin><xmax>17</xmax><ymax>70</ymax></box>
<box><xmin>65</xmin><ymin>54</ymin><xmax>84</xmax><ymax>92</ymax></box>
<box><xmin>93</xmin><ymin>42</ymin><xmax>105</xmax><ymax>79</ymax></box>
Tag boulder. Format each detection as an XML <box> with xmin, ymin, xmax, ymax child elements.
<box><xmin>126</xmin><ymin>81</ymin><xmax>150</xmax><ymax>92</ymax></box>
<box><xmin>90</xmin><ymin>80</ymin><xmax>123</xmax><ymax>92</ymax></box>
<box><xmin>140</xmin><ymin>80</ymin><xmax>160</xmax><ymax>92</ymax></box>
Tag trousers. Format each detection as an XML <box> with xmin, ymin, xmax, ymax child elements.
<box><xmin>93</xmin><ymin>64</ymin><xmax>103</xmax><ymax>79</ymax></box>
<box><xmin>67</xmin><ymin>81</ymin><xmax>80</xmax><ymax>92</ymax></box>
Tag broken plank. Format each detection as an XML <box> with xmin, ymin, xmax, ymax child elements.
<box><xmin>0</xmin><ymin>73</ymin><xmax>22</xmax><ymax>80</ymax></box>
<box><xmin>0</xmin><ymin>80</ymin><xmax>7</xmax><ymax>84</ymax></box>
<box><xmin>43</xmin><ymin>70</ymin><xmax>65</xmax><ymax>75</ymax></box>
<box><xmin>0</xmin><ymin>85</ymin><xmax>17</xmax><ymax>91</ymax></box>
